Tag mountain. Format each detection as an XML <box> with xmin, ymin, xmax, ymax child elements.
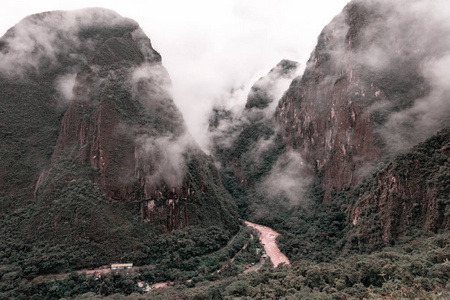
<box><xmin>276</xmin><ymin>0</ymin><xmax>450</xmax><ymax>202</ymax></box>
<box><xmin>348</xmin><ymin>127</ymin><xmax>450</xmax><ymax>247</ymax></box>
<box><xmin>0</xmin><ymin>8</ymin><xmax>238</xmax><ymax>274</ymax></box>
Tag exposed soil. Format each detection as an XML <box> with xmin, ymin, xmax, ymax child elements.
<box><xmin>150</xmin><ymin>282</ymin><xmax>173</xmax><ymax>289</ymax></box>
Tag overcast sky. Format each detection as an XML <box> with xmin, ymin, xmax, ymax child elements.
<box><xmin>1</xmin><ymin>0</ymin><xmax>350</xmax><ymax>149</ymax></box>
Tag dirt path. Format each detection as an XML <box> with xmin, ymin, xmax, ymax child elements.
<box><xmin>244</xmin><ymin>221</ymin><xmax>290</xmax><ymax>267</ymax></box>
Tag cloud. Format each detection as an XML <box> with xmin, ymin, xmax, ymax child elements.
<box><xmin>129</xmin><ymin>62</ymin><xmax>186</xmax><ymax>137</ymax></box>
<box><xmin>246</xmin><ymin>60</ymin><xmax>301</xmax><ymax>112</ymax></box>
<box><xmin>0</xmin><ymin>8</ymin><xmax>135</xmax><ymax>77</ymax></box>
<box><xmin>208</xmin><ymin>60</ymin><xmax>300</xmax><ymax>154</ymax></box>
<box><xmin>259</xmin><ymin>151</ymin><xmax>311</xmax><ymax>207</ymax></box>
<box><xmin>131</xmin><ymin>63</ymin><xmax>171</xmax><ymax>105</ymax></box>
<box><xmin>351</xmin><ymin>0</ymin><xmax>450</xmax><ymax>153</ymax></box>
<box><xmin>129</xmin><ymin>62</ymin><xmax>195</xmax><ymax>190</ymax></box>
<box><xmin>248</xmin><ymin>150</ymin><xmax>313</xmax><ymax>222</ymax></box>
<box><xmin>147</xmin><ymin>0</ymin><xmax>350</xmax><ymax>150</ymax></box>
<box><xmin>55</xmin><ymin>73</ymin><xmax>77</xmax><ymax>104</ymax></box>
<box><xmin>379</xmin><ymin>54</ymin><xmax>450</xmax><ymax>153</ymax></box>
<box><xmin>1</xmin><ymin>1</ymin><xmax>351</xmax><ymax>150</ymax></box>
<box><xmin>135</xmin><ymin>132</ymin><xmax>193</xmax><ymax>189</ymax></box>
<box><xmin>300</xmin><ymin>0</ymin><xmax>450</xmax><ymax>157</ymax></box>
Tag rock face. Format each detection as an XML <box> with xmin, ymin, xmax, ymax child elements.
<box><xmin>0</xmin><ymin>9</ymin><xmax>238</xmax><ymax>234</ymax></box>
<box><xmin>275</xmin><ymin>0</ymin><xmax>450</xmax><ymax>201</ymax></box>
<box><xmin>0</xmin><ymin>8</ymin><xmax>142</xmax><ymax>212</ymax></box>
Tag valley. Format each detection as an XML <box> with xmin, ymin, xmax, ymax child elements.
<box><xmin>0</xmin><ymin>1</ymin><xmax>449</xmax><ymax>299</ymax></box>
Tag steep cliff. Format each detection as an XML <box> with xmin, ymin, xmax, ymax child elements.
<box><xmin>275</xmin><ymin>0</ymin><xmax>450</xmax><ymax>201</ymax></box>
<box><xmin>36</xmin><ymin>26</ymin><xmax>238</xmax><ymax>232</ymax></box>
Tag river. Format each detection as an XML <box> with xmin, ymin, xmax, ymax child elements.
<box><xmin>244</xmin><ymin>221</ymin><xmax>290</xmax><ymax>267</ymax></box>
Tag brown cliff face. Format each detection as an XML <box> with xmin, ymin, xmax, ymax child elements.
<box><xmin>350</xmin><ymin>128</ymin><xmax>450</xmax><ymax>245</ymax></box>
<box><xmin>50</xmin><ymin>31</ymin><xmax>163</xmax><ymax>202</ymax></box>
<box><xmin>275</xmin><ymin>1</ymin><xmax>449</xmax><ymax>201</ymax></box>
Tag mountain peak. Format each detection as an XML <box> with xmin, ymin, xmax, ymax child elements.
<box><xmin>245</xmin><ymin>59</ymin><xmax>299</xmax><ymax>110</ymax></box>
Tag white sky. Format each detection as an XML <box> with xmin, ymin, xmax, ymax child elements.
<box><xmin>1</xmin><ymin>0</ymin><xmax>350</xmax><ymax>149</ymax></box>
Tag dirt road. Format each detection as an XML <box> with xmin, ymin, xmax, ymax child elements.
<box><xmin>244</xmin><ymin>221</ymin><xmax>290</xmax><ymax>267</ymax></box>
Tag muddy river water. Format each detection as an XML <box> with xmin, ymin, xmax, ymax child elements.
<box><xmin>244</xmin><ymin>221</ymin><xmax>290</xmax><ymax>267</ymax></box>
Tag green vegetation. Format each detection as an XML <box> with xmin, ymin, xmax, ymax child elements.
<box><xmin>209</xmin><ymin>124</ymin><xmax>449</xmax><ymax>299</ymax></box>
<box><xmin>213</xmin><ymin>120</ymin><xmax>286</xmax><ymax>219</ymax></box>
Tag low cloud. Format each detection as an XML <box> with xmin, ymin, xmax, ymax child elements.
<box><xmin>379</xmin><ymin>54</ymin><xmax>450</xmax><ymax>153</ymax></box>
<box><xmin>259</xmin><ymin>151</ymin><xmax>311</xmax><ymax>207</ymax></box>
<box><xmin>129</xmin><ymin>61</ymin><xmax>193</xmax><ymax>189</ymax></box>
<box><xmin>55</xmin><ymin>73</ymin><xmax>77</xmax><ymax>104</ymax></box>
<box><xmin>130</xmin><ymin>62</ymin><xmax>186</xmax><ymax>137</ymax></box>
<box><xmin>248</xmin><ymin>150</ymin><xmax>312</xmax><ymax>222</ymax></box>
<box><xmin>354</xmin><ymin>0</ymin><xmax>450</xmax><ymax>153</ymax></box>
<box><xmin>308</xmin><ymin>0</ymin><xmax>450</xmax><ymax>156</ymax></box>
<box><xmin>135</xmin><ymin>132</ymin><xmax>192</xmax><ymax>189</ymax></box>
<box><xmin>208</xmin><ymin>60</ymin><xmax>300</xmax><ymax>152</ymax></box>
